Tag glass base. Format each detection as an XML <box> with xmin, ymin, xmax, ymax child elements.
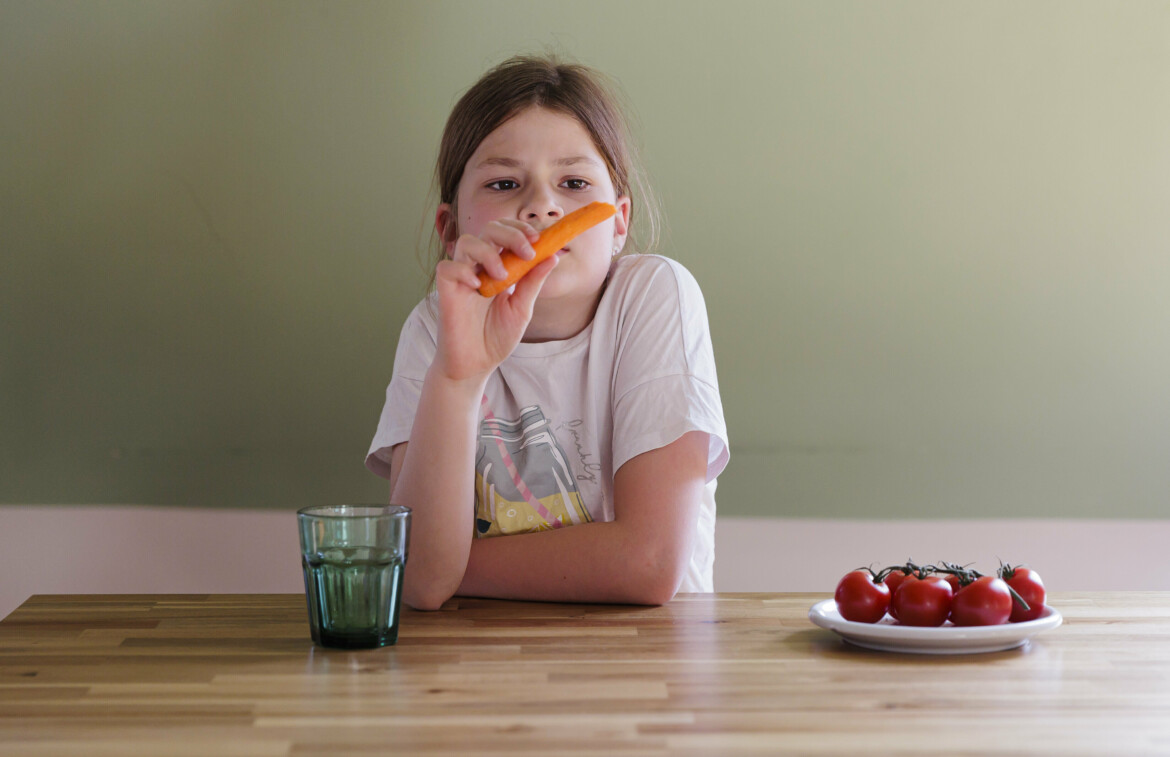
<box><xmin>312</xmin><ymin>628</ymin><xmax>398</xmax><ymax>649</ymax></box>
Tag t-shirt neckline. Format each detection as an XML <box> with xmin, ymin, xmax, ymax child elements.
<box><xmin>510</xmin><ymin>320</ymin><xmax>595</xmax><ymax>358</ymax></box>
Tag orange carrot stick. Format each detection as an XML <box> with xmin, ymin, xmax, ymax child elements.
<box><xmin>477</xmin><ymin>201</ymin><xmax>617</xmax><ymax>297</ymax></box>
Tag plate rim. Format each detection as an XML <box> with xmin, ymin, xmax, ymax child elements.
<box><xmin>807</xmin><ymin>598</ymin><xmax>1062</xmax><ymax>653</ymax></box>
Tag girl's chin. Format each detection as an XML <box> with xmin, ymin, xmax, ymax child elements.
<box><xmin>533</xmin><ymin>274</ymin><xmax>577</xmax><ymax>301</ymax></box>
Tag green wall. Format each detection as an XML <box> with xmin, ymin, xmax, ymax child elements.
<box><xmin>3</xmin><ymin>1</ymin><xmax>1168</xmax><ymax>517</ymax></box>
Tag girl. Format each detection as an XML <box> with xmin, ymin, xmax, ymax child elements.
<box><xmin>366</xmin><ymin>56</ymin><xmax>729</xmax><ymax>610</ymax></box>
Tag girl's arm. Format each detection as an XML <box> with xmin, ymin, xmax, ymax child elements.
<box><xmin>386</xmin><ymin>376</ymin><xmax>482</xmax><ymax>611</ymax></box>
<box><xmin>455</xmin><ymin>430</ymin><xmax>711</xmax><ymax>605</ymax></box>
<box><xmin>389</xmin><ymin>220</ymin><xmax>556</xmax><ymax>611</ymax></box>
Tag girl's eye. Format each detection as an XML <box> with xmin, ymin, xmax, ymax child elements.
<box><xmin>561</xmin><ymin>178</ymin><xmax>590</xmax><ymax>191</ymax></box>
<box><xmin>486</xmin><ymin>179</ymin><xmax>519</xmax><ymax>191</ymax></box>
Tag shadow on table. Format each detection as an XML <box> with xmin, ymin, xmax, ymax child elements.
<box><xmin>784</xmin><ymin>628</ymin><xmax>1037</xmax><ymax>665</ymax></box>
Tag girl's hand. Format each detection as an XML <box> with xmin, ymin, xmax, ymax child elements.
<box><xmin>432</xmin><ymin>220</ymin><xmax>558</xmax><ymax>383</ymax></box>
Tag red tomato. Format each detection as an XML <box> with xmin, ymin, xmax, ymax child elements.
<box><xmin>1002</xmin><ymin>566</ymin><xmax>1047</xmax><ymax>622</ymax></box>
<box><xmin>950</xmin><ymin>576</ymin><xmax>1012</xmax><ymax>626</ymax></box>
<box><xmin>883</xmin><ymin>571</ymin><xmax>910</xmax><ymax>595</ymax></box>
<box><xmin>891</xmin><ymin>576</ymin><xmax>953</xmax><ymax>627</ymax></box>
<box><xmin>835</xmin><ymin>571</ymin><xmax>891</xmax><ymax>624</ymax></box>
<box><xmin>943</xmin><ymin>573</ymin><xmax>963</xmax><ymax>594</ymax></box>
<box><xmin>882</xmin><ymin>571</ymin><xmax>911</xmax><ymax>620</ymax></box>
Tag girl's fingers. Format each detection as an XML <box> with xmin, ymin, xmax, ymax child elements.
<box><xmin>453</xmin><ymin>221</ymin><xmax>539</xmax><ymax>279</ymax></box>
<box><xmin>452</xmin><ymin>235</ymin><xmax>508</xmax><ymax>280</ymax></box>
<box><xmin>436</xmin><ymin>259</ymin><xmax>484</xmax><ymax>291</ymax></box>
<box><xmin>483</xmin><ymin>221</ymin><xmax>538</xmax><ymax>262</ymax></box>
<box><xmin>503</xmin><ymin>255</ymin><xmax>558</xmax><ymax>315</ymax></box>
<box><xmin>491</xmin><ymin>219</ymin><xmax>541</xmax><ymax>257</ymax></box>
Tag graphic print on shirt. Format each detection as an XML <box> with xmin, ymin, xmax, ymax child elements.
<box><xmin>474</xmin><ymin>403</ymin><xmax>592</xmax><ymax>537</ymax></box>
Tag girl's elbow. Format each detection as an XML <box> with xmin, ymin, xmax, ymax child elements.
<box><xmin>405</xmin><ymin>594</ymin><xmax>447</xmax><ymax>612</ymax></box>
<box><xmin>404</xmin><ymin>578</ymin><xmax>457</xmax><ymax>612</ymax></box>
<box><xmin>625</xmin><ymin>560</ymin><xmax>685</xmax><ymax>606</ymax></box>
<box><xmin>633</xmin><ymin>582</ymin><xmax>678</xmax><ymax>606</ymax></box>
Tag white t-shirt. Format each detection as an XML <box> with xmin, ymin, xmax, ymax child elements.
<box><xmin>366</xmin><ymin>254</ymin><xmax>730</xmax><ymax>592</ymax></box>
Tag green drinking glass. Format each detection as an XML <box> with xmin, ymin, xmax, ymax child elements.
<box><xmin>297</xmin><ymin>504</ymin><xmax>411</xmax><ymax>649</ymax></box>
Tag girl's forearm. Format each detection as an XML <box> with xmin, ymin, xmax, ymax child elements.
<box><xmin>457</xmin><ymin>519</ymin><xmax>689</xmax><ymax>605</ymax></box>
<box><xmin>391</xmin><ymin>367</ymin><xmax>487</xmax><ymax>610</ymax></box>
<box><xmin>456</xmin><ymin>431</ymin><xmax>709</xmax><ymax>605</ymax></box>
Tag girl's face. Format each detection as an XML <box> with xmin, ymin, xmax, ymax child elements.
<box><xmin>439</xmin><ymin>107</ymin><xmax>631</xmax><ymax>308</ymax></box>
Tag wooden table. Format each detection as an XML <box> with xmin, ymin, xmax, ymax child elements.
<box><xmin>2</xmin><ymin>592</ymin><xmax>1168</xmax><ymax>755</ymax></box>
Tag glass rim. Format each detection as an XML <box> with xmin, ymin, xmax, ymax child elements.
<box><xmin>296</xmin><ymin>504</ymin><xmax>411</xmax><ymax>519</ymax></box>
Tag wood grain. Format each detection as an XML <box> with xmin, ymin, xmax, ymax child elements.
<box><xmin>2</xmin><ymin>593</ymin><xmax>1168</xmax><ymax>755</ymax></box>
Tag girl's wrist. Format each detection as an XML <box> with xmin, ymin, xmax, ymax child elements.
<box><xmin>424</xmin><ymin>362</ymin><xmax>490</xmax><ymax>401</ymax></box>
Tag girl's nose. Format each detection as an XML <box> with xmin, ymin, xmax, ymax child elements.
<box><xmin>520</xmin><ymin>191</ymin><xmax>562</xmax><ymax>225</ymax></box>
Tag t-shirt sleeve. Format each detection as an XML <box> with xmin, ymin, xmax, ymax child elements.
<box><xmin>365</xmin><ymin>301</ymin><xmax>437</xmax><ymax>480</ymax></box>
<box><xmin>610</xmin><ymin>259</ymin><xmax>729</xmax><ymax>482</ymax></box>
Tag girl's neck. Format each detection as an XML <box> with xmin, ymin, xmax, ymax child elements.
<box><xmin>521</xmin><ymin>286</ymin><xmax>606</xmax><ymax>343</ymax></box>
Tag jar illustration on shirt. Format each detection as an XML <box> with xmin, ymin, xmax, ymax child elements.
<box><xmin>474</xmin><ymin>405</ymin><xmax>592</xmax><ymax>537</ymax></box>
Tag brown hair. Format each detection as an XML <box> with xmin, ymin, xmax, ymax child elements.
<box><xmin>427</xmin><ymin>55</ymin><xmax>660</xmax><ymax>279</ymax></box>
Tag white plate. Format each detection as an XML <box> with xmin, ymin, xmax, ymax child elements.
<box><xmin>807</xmin><ymin>599</ymin><xmax>1063</xmax><ymax>654</ymax></box>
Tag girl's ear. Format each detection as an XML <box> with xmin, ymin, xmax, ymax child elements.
<box><xmin>435</xmin><ymin>203</ymin><xmax>458</xmax><ymax>256</ymax></box>
<box><xmin>612</xmin><ymin>195</ymin><xmax>632</xmax><ymax>255</ymax></box>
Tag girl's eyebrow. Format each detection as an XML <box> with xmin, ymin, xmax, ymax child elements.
<box><xmin>553</xmin><ymin>155</ymin><xmax>603</xmax><ymax>168</ymax></box>
<box><xmin>476</xmin><ymin>156</ymin><xmax>522</xmax><ymax>169</ymax></box>
<box><xmin>474</xmin><ymin>155</ymin><xmax>602</xmax><ymax>170</ymax></box>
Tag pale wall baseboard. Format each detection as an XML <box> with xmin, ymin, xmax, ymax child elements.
<box><xmin>3</xmin><ymin>506</ymin><xmax>1167</xmax><ymax>619</ymax></box>
<box><xmin>713</xmin><ymin>516</ymin><xmax>1170</xmax><ymax>593</ymax></box>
